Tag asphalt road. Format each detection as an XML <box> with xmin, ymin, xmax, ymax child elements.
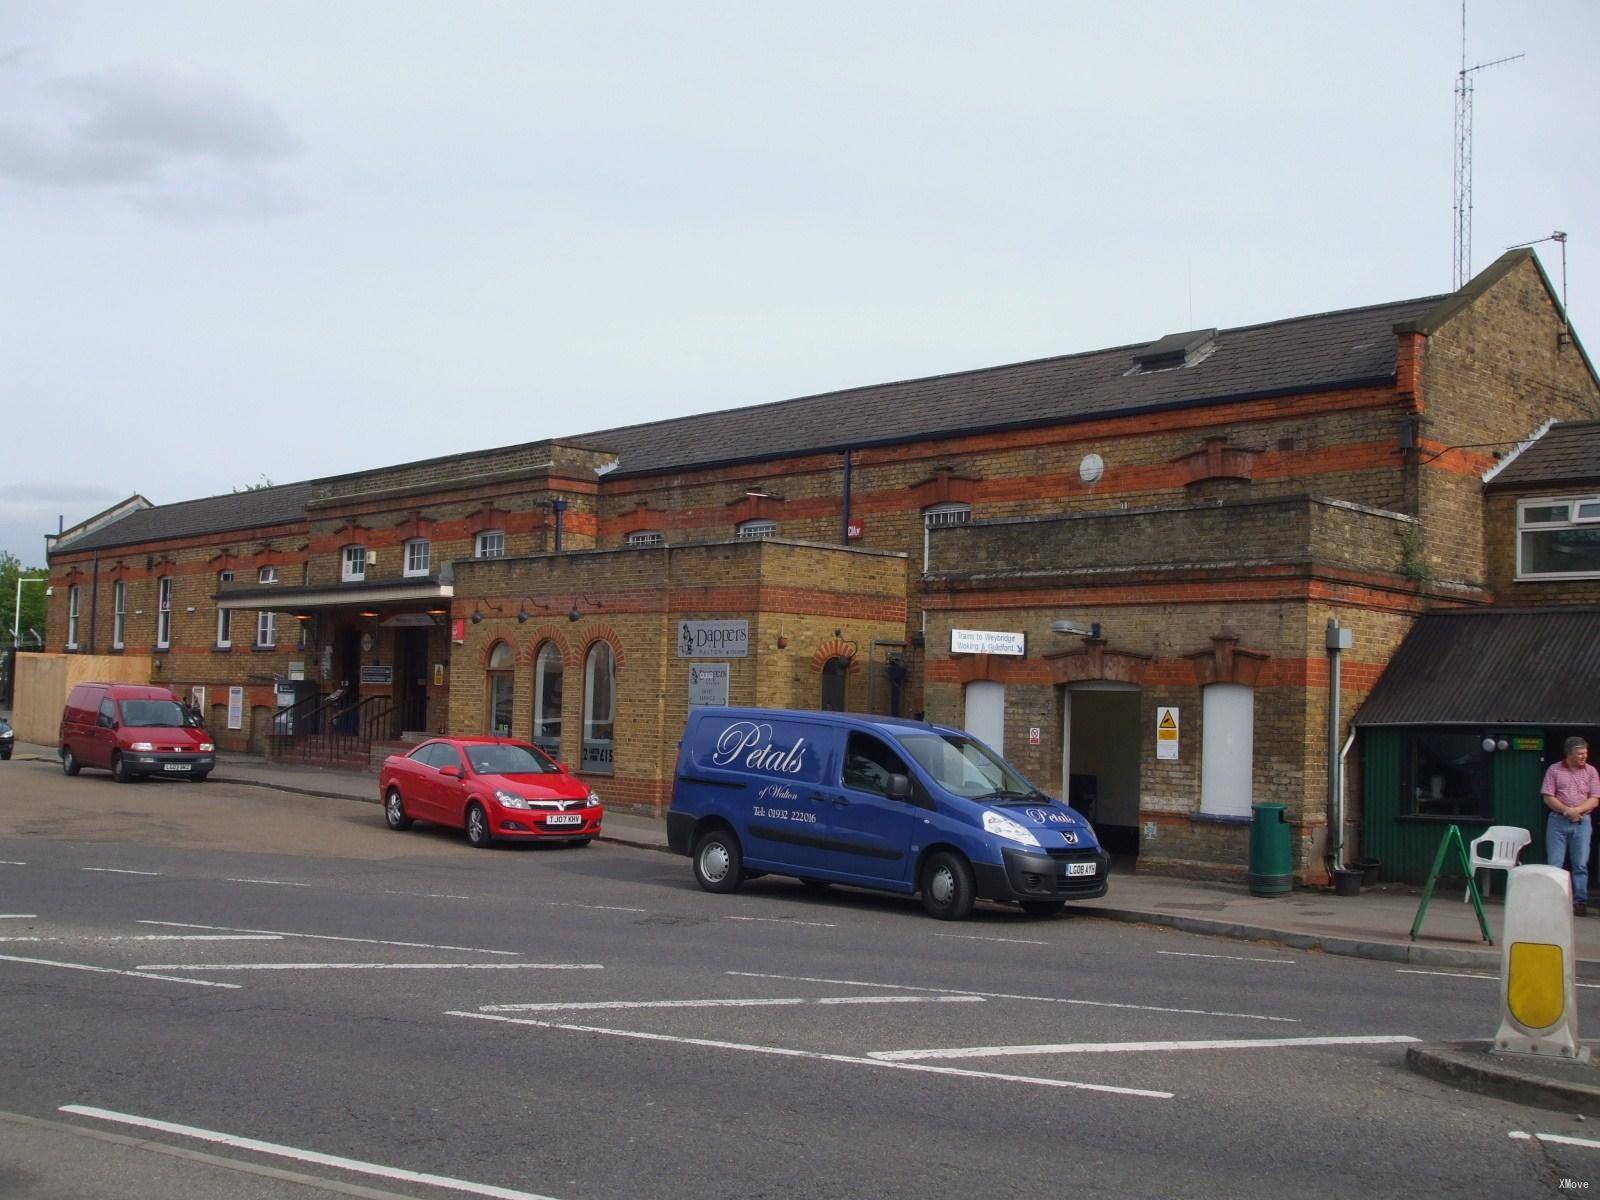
<box><xmin>0</xmin><ymin>758</ymin><xmax>1595</xmax><ymax>1199</ymax></box>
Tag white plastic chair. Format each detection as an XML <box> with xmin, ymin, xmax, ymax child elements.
<box><xmin>1465</xmin><ymin>825</ymin><xmax>1532</xmax><ymax>901</ymax></box>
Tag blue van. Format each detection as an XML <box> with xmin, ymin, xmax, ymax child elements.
<box><xmin>666</xmin><ymin>707</ymin><xmax>1108</xmax><ymax>920</ymax></box>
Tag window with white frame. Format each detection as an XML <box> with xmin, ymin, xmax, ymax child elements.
<box><xmin>1200</xmin><ymin>683</ymin><xmax>1255</xmax><ymax>818</ymax></box>
<box><xmin>342</xmin><ymin>545</ymin><xmax>366</xmax><ymax>582</ymax></box>
<box><xmin>257</xmin><ymin>611</ymin><xmax>277</xmax><ymax>648</ymax></box>
<box><xmin>626</xmin><ymin>530</ymin><xmax>664</xmax><ymax>547</ymax></box>
<box><xmin>112</xmin><ymin>582</ymin><xmax>126</xmax><ymax>649</ymax></box>
<box><xmin>736</xmin><ymin>519</ymin><xmax>777</xmax><ymax>540</ymax></box>
<box><xmin>1518</xmin><ymin>497</ymin><xmax>1600</xmax><ymax>579</ymax></box>
<box><xmin>66</xmin><ymin>586</ymin><xmax>80</xmax><ymax>648</ymax></box>
<box><xmin>582</xmin><ymin>641</ymin><xmax>616</xmax><ymax>775</ymax></box>
<box><xmin>258</xmin><ymin>565</ymin><xmax>279</xmax><ymax>585</ymax></box>
<box><xmin>923</xmin><ymin>502</ymin><xmax>972</xmax><ymax>571</ymax></box>
<box><xmin>156</xmin><ymin>576</ymin><xmax>173</xmax><ymax>648</ymax></box>
<box><xmin>403</xmin><ymin>538</ymin><xmax>431</xmax><ymax>577</ymax></box>
<box><xmin>475</xmin><ymin>530</ymin><xmax>505</xmax><ymax>558</ymax></box>
<box><xmin>216</xmin><ymin>570</ymin><xmax>234</xmax><ymax>647</ymax></box>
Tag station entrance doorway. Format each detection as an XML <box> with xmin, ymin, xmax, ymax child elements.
<box><xmin>1062</xmin><ymin>682</ymin><xmax>1142</xmax><ymax>858</ymax></box>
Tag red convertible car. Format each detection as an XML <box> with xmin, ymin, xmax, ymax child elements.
<box><xmin>379</xmin><ymin>736</ymin><xmax>603</xmax><ymax>848</ymax></box>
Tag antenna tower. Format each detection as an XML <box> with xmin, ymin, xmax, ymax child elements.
<box><xmin>1452</xmin><ymin>1</ymin><xmax>1523</xmax><ymax>288</ymax></box>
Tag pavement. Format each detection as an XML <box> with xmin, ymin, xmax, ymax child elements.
<box><xmin>7</xmin><ymin>734</ymin><xmax>1600</xmax><ymax>1116</ymax></box>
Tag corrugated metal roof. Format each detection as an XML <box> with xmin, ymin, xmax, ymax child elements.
<box><xmin>1353</xmin><ymin>607</ymin><xmax>1600</xmax><ymax>726</ymax></box>
<box><xmin>1486</xmin><ymin>420</ymin><xmax>1600</xmax><ymax>490</ymax></box>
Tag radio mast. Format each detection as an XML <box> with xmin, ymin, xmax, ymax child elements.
<box><xmin>1452</xmin><ymin>0</ymin><xmax>1523</xmax><ymax>288</ymax></box>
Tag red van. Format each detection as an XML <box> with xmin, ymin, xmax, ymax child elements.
<box><xmin>60</xmin><ymin>683</ymin><xmax>216</xmax><ymax>783</ymax></box>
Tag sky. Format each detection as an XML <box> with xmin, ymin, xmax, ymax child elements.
<box><xmin>1</xmin><ymin>1</ymin><xmax>1595</xmax><ymax>567</ymax></box>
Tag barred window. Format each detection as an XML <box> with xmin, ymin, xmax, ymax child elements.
<box><xmin>923</xmin><ymin>502</ymin><xmax>971</xmax><ymax>570</ymax></box>
<box><xmin>736</xmin><ymin>520</ymin><xmax>777</xmax><ymax>540</ymax></box>
<box><xmin>627</xmin><ymin>530</ymin><xmax>664</xmax><ymax>547</ymax></box>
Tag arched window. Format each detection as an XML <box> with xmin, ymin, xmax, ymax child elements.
<box><xmin>533</xmin><ymin>642</ymin><xmax>564</xmax><ymax>759</ymax></box>
<box><xmin>1200</xmin><ymin>683</ymin><xmax>1254</xmax><ymax>818</ymax></box>
<box><xmin>581</xmin><ymin>642</ymin><xmax>615</xmax><ymax>774</ymax></box>
<box><xmin>821</xmin><ymin>656</ymin><xmax>849</xmax><ymax>711</ymax></box>
<box><xmin>923</xmin><ymin>502</ymin><xmax>971</xmax><ymax>571</ymax></box>
<box><xmin>485</xmin><ymin>640</ymin><xmax>514</xmax><ymax>737</ymax></box>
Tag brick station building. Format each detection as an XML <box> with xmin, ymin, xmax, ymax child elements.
<box><xmin>41</xmin><ymin>249</ymin><xmax>1600</xmax><ymax>882</ymax></box>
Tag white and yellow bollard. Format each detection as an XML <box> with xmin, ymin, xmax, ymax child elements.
<box><xmin>1494</xmin><ymin>864</ymin><xmax>1588</xmax><ymax>1061</ymax></box>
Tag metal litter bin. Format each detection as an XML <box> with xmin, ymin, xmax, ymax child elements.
<box><xmin>1248</xmin><ymin>803</ymin><xmax>1291</xmax><ymax>896</ymax></box>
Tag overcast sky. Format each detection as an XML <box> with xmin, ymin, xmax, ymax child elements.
<box><xmin>2</xmin><ymin>1</ymin><xmax>1595</xmax><ymax>566</ymax></box>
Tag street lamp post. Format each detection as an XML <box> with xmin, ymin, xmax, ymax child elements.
<box><xmin>13</xmin><ymin>576</ymin><xmax>46</xmax><ymax>647</ymax></box>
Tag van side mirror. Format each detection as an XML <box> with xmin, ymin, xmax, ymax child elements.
<box><xmin>886</xmin><ymin>773</ymin><xmax>912</xmax><ymax>800</ymax></box>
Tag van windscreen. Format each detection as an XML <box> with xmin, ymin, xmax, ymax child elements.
<box><xmin>896</xmin><ymin>732</ymin><xmax>1040</xmax><ymax>800</ymax></box>
<box><xmin>118</xmin><ymin>700</ymin><xmax>189</xmax><ymax>728</ymax></box>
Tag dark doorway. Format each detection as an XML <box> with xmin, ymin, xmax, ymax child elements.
<box><xmin>395</xmin><ymin>626</ymin><xmax>429</xmax><ymax>734</ymax></box>
<box><xmin>336</xmin><ymin>627</ymin><xmax>362</xmax><ymax>733</ymax></box>
<box><xmin>821</xmin><ymin>657</ymin><xmax>849</xmax><ymax>712</ymax></box>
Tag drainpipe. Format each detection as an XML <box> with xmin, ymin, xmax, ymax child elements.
<box><xmin>550</xmin><ymin>498</ymin><xmax>567</xmax><ymax>552</ymax></box>
<box><xmin>1325</xmin><ymin>617</ymin><xmax>1353</xmax><ymax>874</ymax></box>
<box><xmin>840</xmin><ymin>449</ymin><xmax>853</xmax><ymax>545</ymax></box>
<box><xmin>867</xmin><ymin>638</ymin><xmax>907</xmax><ymax>714</ymax></box>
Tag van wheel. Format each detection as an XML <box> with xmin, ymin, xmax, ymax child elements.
<box><xmin>111</xmin><ymin>753</ymin><xmax>133</xmax><ymax>784</ymax></box>
<box><xmin>920</xmin><ymin>851</ymin><xmax>975</xmax><ymax>921</ymax></box>
<box><xmin>693</xmin><ymin>829</ymin><xmax>744</xmax><ymax>894</ymax></box>
<box><xmin>1020</xmin><ymin>900</ymin><xmax>1066</xmax><ymax>917</ymax></box>
<box><xmin>384</xmin><ymin>787</ymin><xmax>412</xmax><ymax>831</ymax></box>
<box><xmin>465</xmin><ymin>803</ymin><xmax>492</xmax><ymax>848</ymax></box>
<box><xmin>62</xmin><ymin>748</ymin><xmax>80</xmax><ymax>776</ymax></box>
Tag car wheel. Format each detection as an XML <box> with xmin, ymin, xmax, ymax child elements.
<box><xmin>62</xmin><ymin>747</ymin><xmax>80</xmax><ymax>776</ymax></box>
<box><xmin>111</xmin><ymin>752</ymin><xmax>133</xmax><ymax>784</ymax></box>
<box><xmin>920</xmin><ymin>850</ymin><xmax>975</xmax><ymax>921</ymax></box>
<box><xmin>384</xmin><ymin>787</ymin><xmax>413</xmax><ymax>831</ymax></box>
<box><xmin>465</xmin><ymin>802</ymin><xmax>492</xmax><ymax>848</ymax></box>
<box><xmin>1020</xmin><ymin>900</ymin><xmax>1066</xmax><ymax>917</ymax></box>
<box><xmin>693</xmin><ymin>828</ymin><xmax>744</xmax><ymax>894</ymax></box>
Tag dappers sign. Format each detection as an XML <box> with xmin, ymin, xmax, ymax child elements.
<box><xmin>678</xmin><ymin>620</ymin><xmax>749</xmax><ymax>658</ymax></box>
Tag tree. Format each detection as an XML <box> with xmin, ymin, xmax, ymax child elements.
<box><xmin>0</xmin><ymin>553</ymin><xmax>48</xmax><ymax>648</ymax></box>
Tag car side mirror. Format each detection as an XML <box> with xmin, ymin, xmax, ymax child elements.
<box><xmin>557</xmin><ymin>762</ymin><xmax>572</xmax><ymax>774</ymax></box>
<box><xmin>886</xmin><ymin>773</ymin><xmax>912</xmax><ymax>800</ymax></box>
<box><xmin>438</xmin><ymin>766</ymin><xmax>461</xmax><ymax>779</ymax></box>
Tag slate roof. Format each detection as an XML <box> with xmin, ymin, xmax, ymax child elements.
<box><xmin>55</xmin><ymin>481</ymin><xmax>317</xmax><ymax>555</ymax></box>
<box><xmin>53</xmin><ymin>291</ymin><xmax>1447</xmax><ymax>555</ymax></box>
<box><xmin>1353</xmin><ymin>608</ymin><xmax>1600</xmax><ymax>726</ymax></box>
<box><xmin>1486</xmin><ymin>420</ymin><xmax>1600</xmax><ymax>490</ymax></box>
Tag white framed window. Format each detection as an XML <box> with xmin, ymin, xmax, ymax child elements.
<box><xmin>582</xmin><ymin>641</ymin><xmax>616</xmax><ymax>775</ymax></box>
<box><xmin>258</xmin><ymin>565</ymin><xmax>279</xmax><ymax>585</ymax></box>
<box><xmin>626</xmin><ymin>530</ymin><xmax>664</xmax><ymax>547</ymax></box>
<box><xmin>924</xmin><ymin>502</ymin><xmax>972</xmax><ymax>571</ymax></box>
<box><xmin>533</xmin><ymin>641</ymin><xmax>564</xmax><ymax>759</ymax></box>
<box><xmin>736</xmin><ymin>519</ymin><xmax>777</xmax><ymax>540</ymax></box>
<box><xmin>403</xmin><ymin>538</ymin><xmax>431</xmax><ymax>577</ymax></box>
<box><xmin>342</xmin><ymin>545</ymin><xmax>366</xmax><ymax>582</ymax></box>
<box><xmin>156</xmin><ymin>576</ymin><xmax>173</xmax><ymax>648</ymax></box>
<box><xmin>257</xmin><ymin>611</ymin><xmax>277</xmax><ymax>648</ymax></box>
<box><xmin>1517</xmin><ymin>496</ymin><xmax>1600</xmax><ymax>579</ymax></box>
<box><xmin>66</xmin><ymin>585</ymin><xmax>80</xmax><ymax>649</ymax></box>
<box><xmin>1200</xmin><ymin>683</ymin><xmax>1255</xmax><ymax>818</ymax></box>
<box><xmin>475</xmin><ymin>530</ymin><xmax>505</xmax><ymax>558</ymax></box>
<box><xmin>216</xmin><ymin>570</ymin><xmax>234</xmax><ymax>648</ymax></box>
<box><xmin>111</xmin><ymin>582</ymin><xmax>126</xmax><ymax>649</ymax></box>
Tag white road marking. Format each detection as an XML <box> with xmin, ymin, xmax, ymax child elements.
<box><xmin>0</xmin><ymin>914</ymin><xmax>38</xmax><ymax>919</ymax></box>
<box><xmin>382</xmin><ymin>890</ymin><xmax>471</xmax><ymax>900</ymax></box>
<box><xmin>137</xmin><ymin>962</ymin><xmax>602</xmax><ymax>972</ymax></box>
<box><xmin>446</xmin><ymin>1011</ymin><xmax>1174</xmax><ymax>1099</ymax></box>
<box><xmin>568</xmin><ymin>904</ymin><xmax>649</xmax><ymax>913</ymax></box>
<box><xmin>1510</xmin><ymin>1130</ymin><xmax>1600</xmax><ymax>1149</ymax></box>
<box><xmin>1399</xmin><ymin>968</ymin><xmax>1600</xmax><ymax>990</ymax></box>
<box><xmin>122</xmin><ymin>935</ymin><xmax>284</xmax><ymax>942</ymax></box>
<box><xmin>728</xmin><ymin>971</ymin><xmax>1299</xmax><ymax>1024</ymax></box>
<box><xmin>224</xmin><ymin>878</ymin><xmax>311</xmax><ymax>887</ymax></box>
<box><xmin>0</xmin><ymin>861</ymin><xmax>26</xmax><ymax>866</ymax></box>
<box><xmin>137</xmin><ymin>919</ymin><xmax>519</xmax><ymax>956</ymax></box>
<box><xmin>0</xmin><ymin>937</ymin><xmax>41</xmax><ymax>942</ymax></box>
<box><xmin>725</xmin><ymin>916</ymin><xmax>837</xmax><ymax>928</ymax></box>
<box><xmin>870</xmin><ymin>1034</ymin><xmax>1421</xmax><ymax>1061</ymax></box>
<box><xmin>59</xmin><ymin>1106</ymin><xmax>567</xmax><ymax>1200</ymax></box>
<box><xmin>0</xmin><ymin>953</ymin><xmax>240</xmax><ymax>989</ymax></box>
<box><xmin>81</xmin><ymin>868</ymin><xmax>160</xmax><ymax>876</ymax></box>
<box><xmin>481</xmin><ymin>995</ymin><xmax>985</xmax><ymax>1013</ymax></box>
<box><xmin>1158</xmin><ymin>950</ymin><xmax>1296</xmax><ymax>964</ymax></box>
<box><xmin>933</xmin><ymin>933</ymin><xmax>1047</xmax><ymax>946</ymax></box>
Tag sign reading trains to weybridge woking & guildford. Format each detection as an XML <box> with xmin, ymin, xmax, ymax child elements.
<box><xmin>678</xmin><ymin>620</ymin><xmax>749</xmax><ymax>658</ymax></box>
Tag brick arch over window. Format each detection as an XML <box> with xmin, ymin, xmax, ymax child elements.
<box><xmin>393</xmin><ymin>511</ymin><xmax>435</xmax><ymax>541</ymax></box>
<box><xmin>517</xmin><ymin>627</ymin><xmax>572</xmax><ymax>667</ymax></box>
<box><xmin>909</xmin><ymin>469</ymin><xmax>979</xmax><ymax>509</ymax></box>
<box><xmin>621</xmin><ymin>501</ymin><xmax>666</xmax><ymax>531</ymax></box>
<box><xmin>576</xmin><ymin>625</ymin><xmax>625</xmax><ymax>669</ymax></box>
<box><xmin>467</xmin><ymin>506</ymin><xmax>510</xmax><ymax>536</ymax></box>
<box><xmin>726</xmin><ymin>493</ymin><xmax>785</xmax><ymax>525</ymax></box>
<box><xmin>1186</xmin><ymin>633</ymin><xmax>1270</xmax><ymax>687</ymax></box>
<box><xmin>105</xmin><ymin>561</ymin><xmax>133</xmax><ymax>583</ymax></box>
<box><xmin>952</xmin><ymin>653</ymin><xmax>1015</xmax><ymax>685</ymax></box>
<box><xmin>1173</xmin><ymin>437</ymin><xmax>1258</xmax><ymax>487</ymax></box>
<box><xmin>476</xmin><ymin>637</ymin><xmax>517</xmax><ymax>670</ymax></box>
<box><xmin>1044</xmin><ymin>637</ymin><xmax>1153</xmax><ymax>686</ymax></box>
<box><xmin>809</xmin><ymin>637</ymin><xmax>861</xmax><ymax>675</ymax></box>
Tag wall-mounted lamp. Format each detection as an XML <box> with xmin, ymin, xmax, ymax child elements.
<box><xmin>517</xmin><ymin>597</ymin><xmax>554</xmax><ymax>624</ymax></box>
<box><xmin>567</xmin><ymin>595</ymin><xmax>604</xmax><ymax>623</ymax></box>
<box><xmin>358</xmin><ymin>610</ymin><xmax>380</xmax><ymax>619</ymax></box>
<box><xmin>1050</xmin><ymin>619</ymin><xmax>1102</xmax><ymax>638</ymax></box>
<box><xmin>1481</xmin><ymin>737</ymin><xmax>1510</xmax><ymax>753</ymax></box>
<box><xmin>776</xmin><ymin>628</ymin><xmax>789</xmax><ymax>650</ymax></box>
<box><xmin>470</xmin><ymin>599</ymin><xmax>492</xmax><ymax>624</ymax></box>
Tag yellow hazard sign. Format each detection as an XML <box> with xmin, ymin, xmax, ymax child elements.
<box><xmin>1156</xmin><ymin>706</ymin><xmax>1179</xmax><ymax>760</ymax></box>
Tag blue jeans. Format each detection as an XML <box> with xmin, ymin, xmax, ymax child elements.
<box><xmin>1547</xmin><ymin>812</ymin><xmax>1592</xmax><ymax>904</ymax></box>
